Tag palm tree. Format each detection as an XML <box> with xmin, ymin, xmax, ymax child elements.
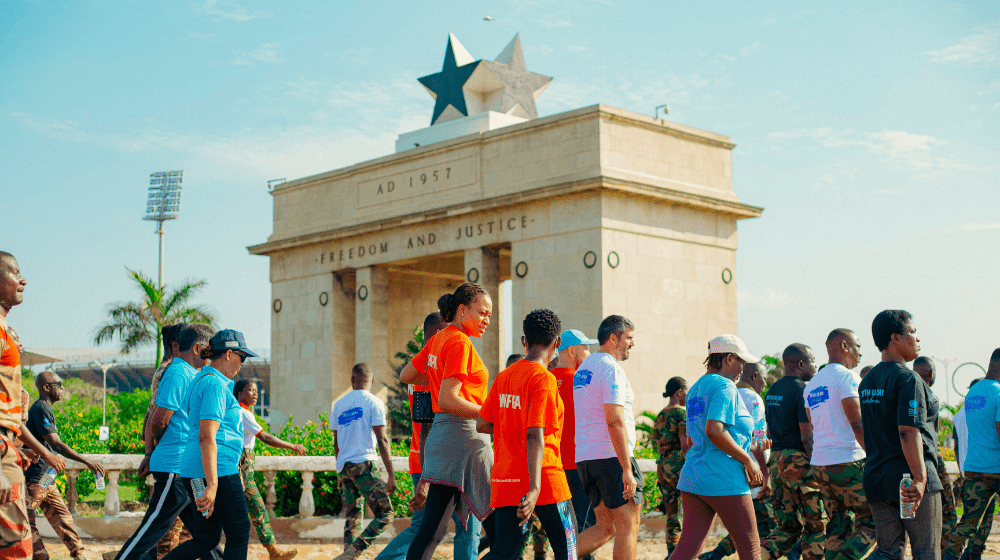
<box><xmin>94</xmin><ymin>268</ymin><xmax>215</xmax><ymax>365</ymax></box>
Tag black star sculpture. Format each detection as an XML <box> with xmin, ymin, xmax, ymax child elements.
<box><xmin>418</xmin><ymin>34</ymin><xmax>481</xmax><ymax>126</ymax></box>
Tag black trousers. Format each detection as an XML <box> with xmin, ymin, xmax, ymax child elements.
<box><xmin>565</xmin><ymin>468</ymin><xmax>596</xmax><ymax>531</ymax></box>
<box><xmin>406</xmin><ymin>483</ymin><xmax>496</xmax><ymax>560</ymax></box>
<box><xmin>114</xmin><ymin>472</ymin><xmax>222</xmax><ymax>560</ymax></box>
<box><xmin>483</xmin><ymin>501</ymin><xmax>578</xmax><ymax>560</ymax></box>
<box><xmin>162</xmin><ymin>474</ymin><xmax>250</xmax><ymax>560</ymax></box>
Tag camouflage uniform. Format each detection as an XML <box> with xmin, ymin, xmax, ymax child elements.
<box><xmin>938</xmin><ymin>452</ymin><xmax>957</xmax><ymax>551</ymax></box>
<box><xmin>340</xmin><ymin>460</ymin><xmax>394</xmax><ymax>551</ymax></box>
<box><xmin>812</xmin><ymin>459</ymin><xmax>873</xmax><ymax>560</ymax></box>
<box><xmin>714</xmin><ymin>495</ymin><xmax>775</xmax><ymax>557</ymax></box>
<box><xmin>155</xmin><ymin>518</ymin><xmax>192</xmax><ymax>558</ymax></box>
<box><xmin>943</xmin><ymin>471</ymin><xmax>1000</xmax><ymax>558</ymax></box>
<box><xmin>760</xmin><ymin>449</ymin><xmax>824</xmax><ymax>560</ymax></box>
<box><xmin>965</xmin><ymin>494</ymin><xmax>994</xmax><ymax>555</ymax></box>
<box><xmin>654</xmin><ymin>406</ymin><xmax>686</xmax><ymax>547</ymax></box>
<box><xmin>240</xmin><ymin>448</ymin><xmax>276</xmax><ymax>546</ymax></box>
<box><xmin>26</xmin><ymin>482</ymin><xmax>84</xmax><ymax>560</ymax></box>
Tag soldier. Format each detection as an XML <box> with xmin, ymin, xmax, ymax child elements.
<box><xmin>952</xmin><ymin>380</ymin><xmax>994</xmax><ymax>560</ymax></box>
<box><xmin>654</xmin><ymin>377</ymin><xmax>688</xmax><ymax>558</ymax></box>
<box><xmin>913</xmin><ymin>356</ymin><xmax>957</xmax><ymax>552</ymax></box>
<box><xmin>332</xmin><ymin>363</ymin><xmax>396</xmax><ymax>560</ymax></box>
<box><xmin>759</xmin><ymin>343</ymin><xmax>824</xmax><ymax>560</ymax></box>
<box><xmin>700</xmin><ymin>361</ymin><xmax>775</xmax><ymax>560</ymax></box>
<box><xmin>804</xmin><ymin>329</ymin><xmax>873</xmax><ymax>560</ymax></box>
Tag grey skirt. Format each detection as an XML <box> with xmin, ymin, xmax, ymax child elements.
<box><xmin>421</xmin><ymin>412</ymin><xmax>494</xmax><ymax>521</ymax></box>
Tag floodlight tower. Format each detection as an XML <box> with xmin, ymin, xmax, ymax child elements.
<box><xmin>143</xmin><ymin>171</ymin><xmax>183</xmax><ymax>288</ymax></box>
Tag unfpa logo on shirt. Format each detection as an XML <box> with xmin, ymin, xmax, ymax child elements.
<box><xmin>766</xmin><ymin>394</ymin><xmax>783</xmax><ymax>406</ymax></box>
<box><xmin>574</xmin><ymin>370</ymin><xmax>593</xmax><ymax>389</ymax></box>
<box><xmin>338</xmin><ymin>407</ymin><xmax>364</xmax><ymax>426</ymax></box>
<box><xmin>498</xmin><ymin>394</ymin><xmax>522</xmax><ymax>409</ymax></box>
<box><xmin>427</xmin><ymin>354</ymin><xmax>438</xmax><ymax>369</ymax></box>
<box><xmin>967</xmin><ymin>396</ymin><xmax>987</xmax><ymax>410</ymax></box>
<box><xmin>908</xmin><ymin>400</ymin><xmax>919</xmax><ymax>416</ymax></box>
<box><xmin>688</xmin><ymin>397</ymin><xmax>706</xmax><ymax>416</ymax></box>
<box><xmin>807</xmin><ymin>386</ymin><xmax>830</xmax><ymax>409</ymax></box>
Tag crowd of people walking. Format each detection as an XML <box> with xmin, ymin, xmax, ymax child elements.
<box><xmin>2</xmin><ymin>250</ymin><xmax>999</xmax><ymax>560</ymax></box>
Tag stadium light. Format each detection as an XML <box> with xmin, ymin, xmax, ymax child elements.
<box><xmin>143</xmin><ymin>170</ymin><xmax>183</xmax><ymax>288</ymax></box>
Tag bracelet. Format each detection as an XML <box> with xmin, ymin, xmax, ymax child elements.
<box><xmin>144</xmin><ymin>452</ymin><xmax>152</xmax><ymax>457</ymax></box>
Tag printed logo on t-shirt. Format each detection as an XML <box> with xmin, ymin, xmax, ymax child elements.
<box><xmin>688</xmin><ymin>397</ymin><xmax>706</xmax><ymax>416</ymax></box>
<box><xmin>574</xmin><ymin>370</ymin><xmax>593</xmax><ymax>389</ymax></box>
<box><xmin>42</xmin><ymin>417</ymin><xmax>50</xmax><ymax>427</ymax></box>
<box><xmin>765</xmin><ymin>394</ymin><xmax>783</xmax><ymax>407</ymax></box>
<box><xmin>427</xmin><ymin>354</ymin><xmax>438</xmax><ymax>369</ymax></box>
<box><xmin>498</xmin><ymin>394</ymin><xmax>522</xmax><ymax>409</ymax></box>
<box><xmin>967</xmin><ymin>396</ymin><xmax>987</xmax><ymax>410</ymax></box>
<box><xmin>860</xmin><ymin>388</ymin><xmax>883</xmax><ymax>404</ymax></box>
<box><xmin>807</xmin><ymin>386</ymin><xmax>830</xmax><ymax>409</ymax></box>
<box><xmin>338</xmin><ymin>407</ymin><xmax>364</xmax><ymax>426</ymax></box>
<box><xmin>908</xmin><ymin>399</ymin><xmax>919</xmax><ymax>416</ymax></box>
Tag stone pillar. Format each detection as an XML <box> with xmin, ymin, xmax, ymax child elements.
<box><xmin>355</xmin><ymin>266</ymin><xmax>390</xmax><ymax>384</ymax></box>
<box><xmin>464</xmin><ymin>247</ymin><xmax>501</xmax><ymax>380</ymax></box>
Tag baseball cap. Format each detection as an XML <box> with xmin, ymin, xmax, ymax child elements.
<box><xmin>558</xmin><ymin>329</ymin><xmax>599</xmax><ymax>352</ymax></box>
<box><xmin>708</xmin><ymin>334</ymin><xmax>758</xmax><ymax>364</ymax></box>
<box><xmin>209</xmin><ymin>329</ymin><xmax>259</xmax><ymax>358</ymax></box>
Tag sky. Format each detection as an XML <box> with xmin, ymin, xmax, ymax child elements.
<box><xmin>2</xmin><ymin>0</ymin><xmax>998</xmax><ymax>405</ymax></box>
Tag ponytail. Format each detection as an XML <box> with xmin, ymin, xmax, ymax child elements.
<box><xmin>438</xmin><ymin>282</ymin><xmax>489</xmax><ymax>322</ymax></box>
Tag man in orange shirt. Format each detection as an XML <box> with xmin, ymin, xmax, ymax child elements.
<box><xmin>550</xmin><ymin>330</ymin><xmax>598</xmax><ymax>536</ymax></box>
<box><xmin>478</xmin><ymin>309</ymin><xmax>576</xmax><ymax>560</ymax></box>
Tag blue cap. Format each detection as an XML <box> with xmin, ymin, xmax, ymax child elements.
<box><xmin>208</xmin><ymin>329</ymin><xmax>259</xmax><ymax>358</ymax></box>
<box><xmin>558</xmin><ymin>329</ymin><xmax>599</xmax><ymax>352</ymax></box>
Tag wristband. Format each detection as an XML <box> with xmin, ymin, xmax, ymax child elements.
<box><xmin>144</xmin><ymin>452</ymin><xmax>152</xmax><ymax>457</ymax></box>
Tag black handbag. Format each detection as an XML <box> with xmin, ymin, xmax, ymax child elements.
<box><xmin>411</xmin><ymin>373</ymin><xmax>435</xmax><ymax>424</ymax></box>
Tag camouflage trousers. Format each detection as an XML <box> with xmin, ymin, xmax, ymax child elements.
<box><xmin>715</xmin><ymin>496</ymin><xmax>775</xmax><ymax>557</ymax></box>
<box><xmin>760</xmin><ymin>450</ymin><xmax>824</xmax><ymax>560</ymax></box>
<box><xmin>658</xmin><ymin>451</ymin><xmax>685</xmax><ymax>546</ymax></box>
<box><xmin>943</xmin><ymin>471</ymin><xmax>1000</xmax><ymax>557</ymax></box>
<box><xmin>240</xmin><ymin>448</ymin><xmax>276</xmax><ymax>546</ymax></box>
<box><xmin>340</xmin><ymin>461</ymin><xmax>394</xmax><ymax>551</ymax></box>
<box><xmin>958</xmin><ymin>477</ymin><xmax>994</xmax><ymax>555</ymax></box>
<box><xmin>812</xmin><ymin>460</ymin><xmax>873</xmax><ymax>560</ymax></box>
<box><xmin>26</xmin><ymin>483</ymin><xmax>82</xmax><ymax>560</ymax></box>
<box><xmin>155</xmin><ymin>517</ymin><xmax>191</xmax><ymax>559</ymax></box>
<box><xmin>938</xmin><ymin>455</ymin><xmax>958</xmax><ymax>551</ymax></box>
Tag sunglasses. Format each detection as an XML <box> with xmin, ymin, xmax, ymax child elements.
<box><xmin>233</xmin><ymin>351</ymin><xmax>247</xmax><ymax>363</ymax></box>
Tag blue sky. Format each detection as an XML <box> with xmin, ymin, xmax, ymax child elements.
<box><xmin>3</xmin><ymin>0</ymin><xmax>998</xmax><ymax>404</ymax></box>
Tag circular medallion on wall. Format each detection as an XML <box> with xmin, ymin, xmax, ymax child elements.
<box><xmin>722</xmin><ymin>268</ymin><xmax>733</xmax><ymax>284</ymax></box>
<box><xmin>515</xmin><ymin>261</ymin><xmax>529</xmax><ymax>278</ymax></box>
<box><xmin>607</xmin><ymin>251</ymin><xmax>620</xmax><ymax>269</ymax></box>
<box><xmin>319</xmin><ymin>291</ymin><xmax>329</xmax><ymax>306</ymax></box>
<box><xmin>583</xmin><ymin>251</ymin><xmax>597</xmax><ymax>269</ymax></box>
<box><xmin>272</xmin><ymin>299</ymin><xmax>282</xmax><ymax>313</ymax></box>
<box><xmin>467</xmin><ymin>268</ymin><xmax>480</xmax><ymax>283</ymax></box>
<box><xmin>357</xmin><ymin>285</ymin><xmax>369</xmax><ymax>301</ymax></box>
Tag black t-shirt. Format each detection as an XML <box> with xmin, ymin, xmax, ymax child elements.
<box><xmin>765</xmin><ymin>376</ymin><xmax>808</xmax><ymax>453</ymax></box>
<box><xmin>859</xmin><ymin>361</ymin><xmax>942</xmax><ymax>502</ymax></box>
<box><xmin>24</xmin><ymin>400</ymin><xmax>58</xmax><ymax>484</ymax></box>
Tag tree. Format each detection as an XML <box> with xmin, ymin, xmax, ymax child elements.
<box><xmin>93</xmin><ymin>269</ymin><xmax>215</xmax><ymax>365</ymax></box>
<box><xmin>385</xmin><ymin>325</ymin><xmax>425</xmax><ymax>442</ymax></box>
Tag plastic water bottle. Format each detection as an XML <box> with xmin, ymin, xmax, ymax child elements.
<box><xmin>900</xmin><ymin>474</ymin><xmax>916</xmax><ymax>519</ymax></box>
<box><xmin>38</xmin><ymin>467</ymin><xmax>57</xmax><ymax>489</ymax></box>
<box><xmin>94</xmin><ymin>472</ymin><xmax>105</xmax><ymax>491</ymax></box>
<box><xmin>191</xmin><ymin>478</ymin><xmax>209</xmax><ymax>517</ymax></box>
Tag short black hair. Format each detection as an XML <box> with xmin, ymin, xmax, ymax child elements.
<box><xmin>523</xmin><ymin>309</ymin><xmax>561</xmax><ymax>348</ymax></box>
<box><xmin>233</xmin><ymin>379</ymin><xmax>256</xmax><ymax>398</ymax></box>
<box><xmin>0</xmin><ymin>251</ymin><xmax>14</xmax><ymax>271</ymax></box>
<box><xmin>178</xmin><ymin>323</ymin><xmax>214</xmax><ymax>353</ymax></box>
<box><xmin>506</xmin><ymin>354</ymin><xmax>524</xmax><ymax>368</ymax></box>
<box><xmin>704</xmin><ymin>353</ymin><xmax>734</xmax><ymax>369</ymax></box>
<box><xmin>872</xmin><ymin>310</ymin><xmax>912</xmax><ymax>352</ymax></box>
<box><xmin>352</xmin><ymin>363</ymin><xmax>372</xmax><ymax>378</ymax></box>
<box><xmin>423</xmin><ymin>312</ymin><xmax>444</xmax><ymax>334</ymax></box>
<box><xmin>782</xmin><ymin>343</ymin><xmax>810</xmax><ymax>365</ymax></box>
<box><xmin>161</xmin><ymin>323</ymin><xmax>185</xmax><ymax>355</ymax></box>
<box><xmin>913</xmin><ymin>356</ymin><xmax>934</xmax><ymax>370</ymax></box>
<box><xmin>826</xmin><ymin>328</ymin><xmax>855</xmax><ymax>346</ymax></box>
<box><xmin>991</xmin><ymin>349</ymin><xmax>1000</xmax><ymax>364</ymax></box>
<box><xmin>597</xmin><ymin>315</ymin><xmax>634</xmax><ymax>345</ymax></box>
<box><xmin>664</xmin><ymin>376</ymin><xmax>686</xmax><ymax>397</ymax></box>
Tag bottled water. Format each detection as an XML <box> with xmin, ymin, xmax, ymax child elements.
<box><xmin>191</xmin><ymin>478</ymin><xmax>209</xmax><ymax>517</ymax></box>
<box><xmin>900</xmin><ymin>474</ymin><xmax>916</xmax><ymax>519</ymax></box>
<box><xmin>38</xmin><ymin>467</ymin><xmax>57</xmax><ymax>489</ymax></box>
<box><xmin>94</xmin><ymin>473</ymin><xmax>105</xmax><ymax>491</ymax></box>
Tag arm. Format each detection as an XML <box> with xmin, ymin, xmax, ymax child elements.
<box><xmin>373</xmin><ymin>425</ymin><xmax>396</xmax><ymax>496</ymax></box>
<box><xmin>17</xmin><ymin>427</ymin><xmax>64</xmax><ymax>473</ymax></box>
<box><xmin>138</xmin><ymin>405</ymin><xmax>175</xmax><ymax>477</ymax></box>
<box><xmin>679</xmin><ymin>421</ymin><xmax>690</xmax><ymax>454</ymax></box>
<box><xmin>41</xmin><ymin>433</ymin><xmax>105</xmax><ymax>476</ymax></box>
<box><xmin>256</xmin><ymin>431</ymin><xmax>306</xmax><ymax>455</ymax></box>
<box><xmin>476</xmin><ymin>416</ymin><xmax>494</xmax><ymax>435</ymax></box>
<box><xmin>399</xmin><ymin>362</ymin><xmax>422</xmax><ymax>385</ymax></box>
<box><xmin>438</xmin><ymin>377</ymin><xmax>481</xmax><ymax>419</ymax></box>
<box><xmin>196</xmin><ymin>419</ymin><xmax>220</xmax><ymax>517</ymax></box>
<box><xmin>519</xmin><ymin>426</ymin><xmax>544</xmax><ymax>525</ymax></box>
<box><xmin>898</xmin><ymin>425</ymin><xmax>927</xmax><ymax>509</ymax></box>
<box><xmin>332</xmin><ymin>429</ymin><xmax>339</xmax><ymax>457</ymax></box>
<box><xmin>604</xmin><ymin>404</ymin><xmax>637</xmax><ymax>501</ymax></box>
<box><xmin>842</xmin><ymin>397</ymin><xmax>865</xmax><ymax>451</ymax></box>
<box><xmin>799</xmin><ymin>422</ymin><xmax>813</xmax><ymax>458</ymax></box>
<box><xmin>753</xmin><ymin>446</ymin><xmax>771</xmax><ymax>498</ymax></box>
<box><xmin>705</xmin><ymin>419</ymin><xmax>763</xmax><ymax>486</ymax></box>
<box><xmin>409</xmin><ymin>423</ymin><xmax>432</xmax><ymax>511</ymax></box>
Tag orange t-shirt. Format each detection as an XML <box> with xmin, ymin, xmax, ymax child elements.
<box><xmin>410</xmin><ymin>325</ymin><xmax>489</xmax><ymax>413</ymax></box>
<box><xmin>0</xmin><ymin>318</ymin><xmax>23</xmax><ymax>433</ymax></box>
<box><xmin>407</xmin><ymin>383</ymin><xmax>425</xmax><ymax>474</ymax></box>
<box><xmin>550</xmin><ymin>367</ymin><xmax>578</xmax><ymax>470</ymax></box>
<box><xmin>480</xmin><ymin>360</ymin><xmax>571</xmax><ymax>507</ymax></box>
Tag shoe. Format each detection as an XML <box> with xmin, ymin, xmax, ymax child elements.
<box><xmin>942</xmin><ymin>553</ymin><xmax>961</xmax><ymax>560</ymax></box>
<box><xmin>269</xmin><ymin>548</ymin><xmax>299</xmax><ymax>560</ymax></box>
<box><xmin>335</xmin><ymin>542</ymin><xmax>369</xmax><ymax>560</ymax></box>
<box><xmin>101</xmin><ymin>554</ymin><xmax>117</xmax><ymax>560</ymax></box>
<box><xmin>698</xmin><ymin>549</ymin><xmax>724</xmax><ymax>560</ymax></box>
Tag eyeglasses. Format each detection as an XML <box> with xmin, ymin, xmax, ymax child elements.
<box><xmin>234</xmin><ymin>352</ymin><xmax>247</xmax><ymax>363</ymax></box>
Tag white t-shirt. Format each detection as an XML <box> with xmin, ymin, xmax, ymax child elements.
<box><xmin>954</xmin><ymin>407</ymin><xmax>969</xmax><ymax>471</ymax></box>
<box><xmin>331</xmin><ymin>389</ymin><xmax>386</xmax><ymax>471</ymax></box>
<box><xmin>240</xmin><ymin>406</ymin><xmax>263</xmax><ymax>450</ymax></box>
<box><xmin>803</xmin><ymin>363</ymin><xmax>865</xmax><ymax>466</ymax></box>
<box><xmin>573</xmin><ymin>352</ymin><xmax>636</xmax><ymax>462</ymax></box>
<box><xmin>738</xmin><ymin>386</ymin><xmax>768</xmax><ymax>498</ymax></box>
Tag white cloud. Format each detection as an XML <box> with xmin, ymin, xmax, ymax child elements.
<box><xmin>928</xmin><ymin>25</ymin><xmax>1000</xmax><ymax>65</ymax></box>
<box><xmin>567</xmin><ymin>45</ymin><xmax>588</xmax><ymax>53</ymax></box>
<box><xmin>233</xmin><ymin>42</ymin><xmax>282</xmax><ymax>66</ymax></box>
<box><xmin>187</xmin><ymin>31</ymin><xmax>218</xmax><ymax>41</ymax></box>
<box><xmin>538</xmin><ymin>17</ymin><xmax>572</xmax><ymax>28</ymax></box>
<box><xmin>193</xmin><ymin>0</ymin><xmax>270</xmax><ymax>22</ymax></box>
<box><xmin>944</xmin><ymin>222</ymin><xmax>1000</xmax><ymax>233</ymax></box>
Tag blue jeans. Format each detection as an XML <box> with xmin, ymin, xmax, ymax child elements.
<box><xmin>375</xmin><ymin>474</ymin><xmax>481</xmax><ymax>560</ymax></box>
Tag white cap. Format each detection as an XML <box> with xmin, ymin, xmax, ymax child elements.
<box><xmin>708</xmin><ymin>334</ymin><xmax>759</xmax><ymax>364</ymax></box>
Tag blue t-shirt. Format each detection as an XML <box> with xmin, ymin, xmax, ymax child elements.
<box><xmin>963</xmin><ymin>379</ymin><xmax>1000</xmax><ymax>474</ymax></box>
<box><xmin>150</xmin><ymin>358</ymin><xmax>198</xmax><ymax>474</ymax></box>
<box><xmin>678</xmin><ymin>373</ymin><xmax>753</xmax><ymax>496</ymax></box>
<box><xmin>178</xmin><ymin>367</ymin><xmax>244</xmax><ymax>478</ymax></box>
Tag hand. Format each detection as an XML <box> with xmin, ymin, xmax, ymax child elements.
<box><xmin>621</xmin><ymin>463</ymin><xmax>638</xmax><ymax>501</ymax></box>
<box><xmin>18</xmin><ymin>447</ymin><xmax>37</xmax><ymax>465</ymax></box>
<box><xmin>292</xmin><ymin>444</ymin><xmax>307</xmax><ymax>456</ymax></box>
<box><xmin>0</xmin><ymin>469</ymin><xmax>12</xmax><ymax>504</ymax></box>
<box><xmin>88</xmin><ymin>462</ymin><xmax>107</xmax><ymax>478</ymax></box>
<box><xmin>386</xmin><ymin>477</ymin><xmax>397</xmax><ymax>496</ymax></box>
<box><xmin>744</xmin><ymin>459</ymin><xmax>764</xmax><ymax>487</ymax></box>
<box><xmin>44</xmin><ymin>453</ymin><xmax>65</xmax><ymax>474</ymax></box>
<box><xmin>757</xmin><ymin>473</ymin><xmax>772</xmax><ymax>499</ymax></box>
<box><xmin>752</xmin><ymin>437</ymin><xmax>772</xmax><ymax>452</ymax></box>
<box><xmin>137</xmin><ymin>456</ymin><xmax>151</xmax><ymax>478</ymax></box>
<box><xmin>901</xmin><ymin>478</ymin><xmax>925</xmax><ymax>511</ymax></box>
<box><xmin>518</xmin><ymin>488</ymin><xmax>540</xmax><ymax>528</ymax></box>
<box><xmin>196</xmin><ymin>483</ymin><xmax>217</xmax><ymax>518</ymax></box>
<box><xmin>409</xmin><ymin>479</ymin><xmax>429</xmax><ymax>511</ymax></box>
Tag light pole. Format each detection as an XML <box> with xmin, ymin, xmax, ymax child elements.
<box><xmin>932</xmin><ymin>356</ymin><xmax>958</xmax><ymax>407</ymax></box>
<box><xmin>93</xmin><ymin>359</ymin><xmax>116</xmax><ymax>441</ymax></box>
<box><xmin>143</xmin><ymin>171</ymin><xmax>183</xmax><ymax>289</ymax></box>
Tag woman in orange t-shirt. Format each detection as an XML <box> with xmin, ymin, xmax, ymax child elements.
<box><xmin>478</xmin><ymin>309</ymin><xmax>576</xmax><ymax>560</ymax></box>
<box><xmin>400</xmin><ymin>283</ymin><xmax>494</xmax><ymax>560</ymax></box>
